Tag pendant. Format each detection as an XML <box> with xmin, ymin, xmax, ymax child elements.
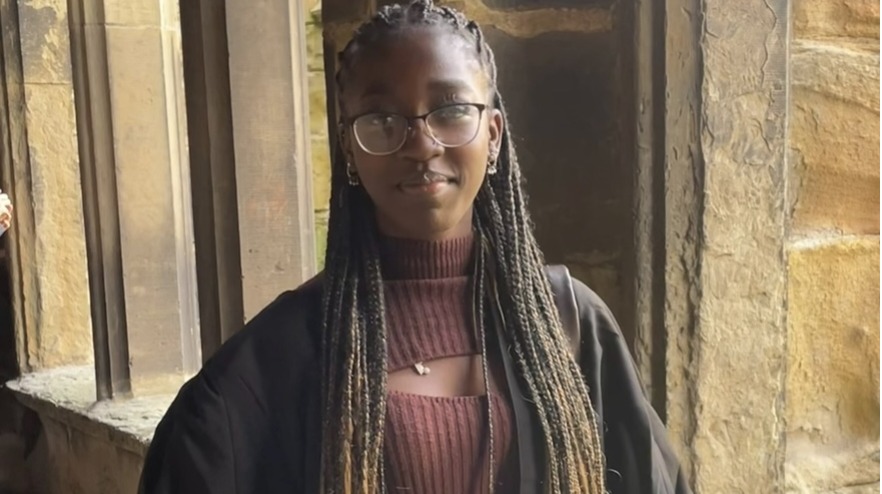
<box><xmin>413</xmin><ymin>361</ymin><xmax>431</xmax><ymax>376</ymax></box>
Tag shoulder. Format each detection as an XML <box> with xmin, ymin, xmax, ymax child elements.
<box><xmin>197</xmin><ymin>272</ymin><xmax>325</xmax><ymax>400</ymax></box>
<box><xmin>544</xmin><ymin>264</ymin><xmax>622</xmax><ymax>341</ymax></box>
<box><xmin>141</xmin><ymin>275</ymin><xmax>325</xmax><ymax>491</ymax></box>
<box><xmin>569</xmin><ymin>276</ymin><xmax>624</xmax><ymax>343</ymax></box>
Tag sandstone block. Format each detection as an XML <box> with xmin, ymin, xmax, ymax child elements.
<box><xmin>21</xmin><ymin>83</ymin><xmax>92</xmax><ymax>369</ymax></box>
<box><xmin>787</xmin><ymin>236</ymin><xmax>879</xmax><ymax>443</ymax></box>
<box><xmin>103</xmin><ymin>0</ymin><xmax>160</xmax><ymax>26</ymax></box>
<box><xmin>786</xmin><ymin>236</ymin><xmax>879</xmax><ymax>491</ymax></box>
<box><xmin>790</xmin><ymin>41</ymin><xmax>880</xmax><ymax>235</ymax></box>
<box><xmin>794</xmin><ymin>0</ymin><xmax>879</xmax><ymax>40</ymax></box>
<box><xmin>18</xmin><ymin>0</ymin><xmax>72</xmax><ymax>84</ymax></box>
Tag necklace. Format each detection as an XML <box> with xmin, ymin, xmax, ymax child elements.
<box><xmin>413</xmin><ymin>361</ymin><xmax>431</xmax><ymax>376</ymax></box>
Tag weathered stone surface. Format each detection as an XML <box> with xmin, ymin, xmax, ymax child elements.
<box><xmin>785</xmin><ymin>236</ymin><xmax>880</xmax><ymax>492</ymax></box>
<box><xmin>20</xmin><ymin>84</ymin><xmax>93</xmax><ymax>369</ymax></box>
<box><xmin>4</xmin><ymin>0</ymin><xmax>91</xmax><ymax>374</ymax></box>
<box><xmin>9</xmin><ymin>366</ymin><xmax>166</xmax><ymax>492</ymax></box>
<box><xmin>790</xmin><ymin>41</ymin><xmax>880</xmax><ymax>235</ymax></box>
<box><xmin>663</xmin><ymin>0</ymin><xmax>789</xmax><ymax>491</ymax></box>
<box><xmin>786</xmin><ymin>442</ymin><xmax>880</xmax><ymax>493</ymax></box>
<box><xmin>448</xmin><ymin>0</ymin><xmax>612</xmax><ymax>37</ymax></box>
<box><xmin>102</xmin><ymin>0</ymin><xmax>160</xmax><ymax>26</ymax></box>
<box><xmin>794</xmin><ymin>0</ymin><xmax>879</xmax><ymax>40</ymax></box>
<box><xmin>323</xmin><ymin>1</ymin><xmax>613</xmax><ymax>56</ymax></box>
<box><xmin>104</xmin><ymin>22</ymin><xmax>199</xmax><ymax>379</ymax></box>
<box><xmin>8</xmin><ymin>367</ymin><xmax>166</xmax><ymax>450</ymax></box>
<box><xmin>18</xmin><ymin>0</ymin><xmax>71</xmax><ymax>84</ymax></box>
<box><xmin>225</xmin><ymin>0</ymin><xmax>316</xmax><ymax>319</ymax></box>
<box><xmin>26</xmin><ymin>417</ymin><xmax>143</xmax><ymax>493</ymax></box>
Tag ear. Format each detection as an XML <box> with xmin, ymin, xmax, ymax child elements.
<box><xmin>487</xmin><ymin>108</ymin><xmax>503</xmax><ymax>157</ymax></box>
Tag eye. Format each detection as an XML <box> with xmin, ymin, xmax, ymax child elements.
<box><xmin>432</xmin><ymin>104</ymin><xmax>473</xmax><ymax>123</ymax></box>
<box><xmin>363</xmin><ymin>113</ymin><xmax>398</xmax><ymax>128</ymax></box>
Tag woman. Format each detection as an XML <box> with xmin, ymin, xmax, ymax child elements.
<box><xmin>139</xmin><ymin>2</ymin><xmax>689</xmax><ymax>493</ymax></box>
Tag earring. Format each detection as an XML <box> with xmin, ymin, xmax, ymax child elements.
<box><xmin>487</xmin><ymin>153</ymin><xmax>498</xmax><ymax>175</ymax></box>
<box><xmin>346</xmin><ymin>162</ymin><xmax>360</xmax><ymax>186</ymax></box>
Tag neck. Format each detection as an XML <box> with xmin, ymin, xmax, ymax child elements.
<box><xmin>379</xmin><ymin>231</ymin><xmax>475</xmax><ymax>280</ymax></box>
<box><xmin>375</xmin><ymin>209</ymin><xmax>473</xmax><ymax>242</ymax></box>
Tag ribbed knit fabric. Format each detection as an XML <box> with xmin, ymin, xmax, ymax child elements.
<box><xmin>381</xmin><ymin>233</ymin><xmax>517</xmax><ymax>493</ymax></box>
<box><xmin>385</xmin><ymin>392</ymin><xmax>515</xmax><ymax>493</ymax></box>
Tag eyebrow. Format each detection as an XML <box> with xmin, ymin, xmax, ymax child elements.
<box><xmin>426</xmin><ymin>79</ymin><xmax>475</xmax><ymax>95</ymax></box>
<box><xmin>360</xmin><ymin>82</ymin><xmax>391</xmax><ymax>99</ymax></box>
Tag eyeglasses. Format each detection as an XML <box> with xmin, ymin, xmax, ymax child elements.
<box><xmin>348</xmin><ymin>103</ymin><xmax>487</xmax><ymax>156</ymax></box>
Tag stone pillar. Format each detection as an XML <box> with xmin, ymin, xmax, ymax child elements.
<box><xmin>224</xmin><ymin>0</ymin><xmax>317</xmax><ymax>321</ymax></box>
<box><xmin>69</xmin><ymin>0</ymin><xmax>201</xmax><ymax>396</ymax></box>
<box><xmin>178</xmin><ymin>0</ymin><xmax>317</xmax><ymax>358</ymax></box>
<box><xmin>662</xmin><ymin>0</ymin><xmax>790</xmax><ymax>491</ymax></box>
<box><xmin>0</xmin><ymin>0</ymin><xmax>92</xmax><ymax>372</ymax></box>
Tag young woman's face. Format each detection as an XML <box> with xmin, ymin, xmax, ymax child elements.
<box><xmin>340</xmin><ymin>28</ymin><xmax>503</xmax><ymax>241</ymax></box>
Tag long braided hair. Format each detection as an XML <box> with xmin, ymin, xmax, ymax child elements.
<box><xmin>319</xmin><ymin>2</ymin><xmax>607</xmax><ymax>493</ymax></box>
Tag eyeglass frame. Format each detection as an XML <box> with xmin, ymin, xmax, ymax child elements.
<box><xmin>342</xmin><ymin>103</ymin><xmax>488</xmax><ymax>157</ymax></box>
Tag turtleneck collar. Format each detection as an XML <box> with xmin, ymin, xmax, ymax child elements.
<box><xmin>378</xmin><ymin>232</ymin><xmax>475</xmax><ymax>280</ymax></box>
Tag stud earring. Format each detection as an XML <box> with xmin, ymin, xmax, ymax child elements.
<box><xmin>487</xmin><ymin>153</ymin><xmax>498</xmax><ymax>175</ymax></box>
<box><xmin>346</xmin><ymin>162</ymin><xmax>360</xmax><ymax>186</ymax></box>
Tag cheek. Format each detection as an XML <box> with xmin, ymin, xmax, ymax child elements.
<box><xmin>449</xmin><ymin>145</ymin><xmax>489</xmax><ymax>189</ymax></box>
<box><xmin>351</xmin><ymin>153</ymin><xmax>385</xmax><ymax>182</ymax></box>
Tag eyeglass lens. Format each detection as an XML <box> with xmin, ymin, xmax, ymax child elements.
<box><xmin>352</xmin><ymin>104</ymin><xmax>482</xmax><ymax>155</ymax></box>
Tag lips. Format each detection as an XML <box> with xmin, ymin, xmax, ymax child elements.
<box><xmin>398</xmin><ymin>170</ymin><xmax>455</xmax><ymax>197</ymax></box>
<box><xmin>400</xmin><ymin>170</ymin><xmax>454</xmax><ymax>187</ymax></box>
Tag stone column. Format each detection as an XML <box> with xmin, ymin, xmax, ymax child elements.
<box><xmin>224</xmin><ymin>0</ymin><xmax>317</xmax><ymax>321</ymax></box>
<box><xmin>0</xmin><ymin>0</ymin><xmax>92</xmax><ymax>372</ymax></box>
<box><xmin>662</xmin><ymin>0</ymin><xmax>790</xmax><ymax>491</ymax></box>
<box><xmin>178</xmin><ymin>0</ymin><xmax>317</xmax><ymax>358</ymax></box>
<box><xmin>69</xmin><ymin>0</ymin><xmax>201</xmax><ymax>396</ymax></box>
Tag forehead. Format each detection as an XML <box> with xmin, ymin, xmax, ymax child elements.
<box><xmin>341</xmin><ymin>28</ymin><xmax>489</xmax><ymax>107</ymax></box>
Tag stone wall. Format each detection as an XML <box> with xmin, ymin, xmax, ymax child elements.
<box><xmin>786</xmin><ymin>1</ymin><xmax>881</xmax><ymax>492</ymax></box>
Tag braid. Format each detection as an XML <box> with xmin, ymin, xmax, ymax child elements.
<box><xmin>321</xmin><ymin>2</ymin><xmax>606</xmax><ymax>493</ymax></box>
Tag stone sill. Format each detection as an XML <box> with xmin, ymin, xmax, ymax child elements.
<box><xmin>5</xmin><ymin>366</ymin><xmax>175</xmax><ymax>458</ymax></box>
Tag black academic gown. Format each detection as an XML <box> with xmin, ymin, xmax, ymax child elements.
<box><xmin>138</xmin><ymin>269</ymin><xmax>691</xmax><ymax>494</ymax></box>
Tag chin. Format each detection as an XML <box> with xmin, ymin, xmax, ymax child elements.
<box><xmin>380</xmin><ymin>208</ymin><xmax>471</xmax><ymax>241</ymax></box>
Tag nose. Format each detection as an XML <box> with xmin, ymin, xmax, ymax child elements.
<box><xmin>397</xmin><ymin>118</ymin><xmax>442</xmax><ymax>161</ymax></box>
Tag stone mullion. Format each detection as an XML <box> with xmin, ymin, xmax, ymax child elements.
<box><xmin>70</xmin><ymin>0</ymin><xmax>201</xmax><ymax>397</ymax></box>
<box><xmin>223</xmin><ymin>0</ymin><xmax>316</xmax><ymax>321</ymax></box>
